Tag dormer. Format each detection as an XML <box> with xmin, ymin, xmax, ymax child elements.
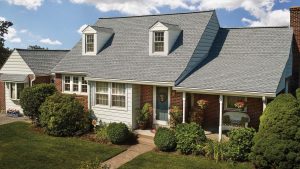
<box><xmin>149</xmin><ymin>21</ymin><xmax>181</xmax><ymax>56</ymax></box>
<box><xmin>81</xmin><ymin>25</ymin><xmax>114</xmax><ymax>55</ymax></box>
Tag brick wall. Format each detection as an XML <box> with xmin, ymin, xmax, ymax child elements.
<box><xmin>290</xmin><ymin>7</ymin><xmax>300</xmax><ymax>91</ymax></box>
<box><xmin>54</xmin><ymin>73</ymin><xmax>88</xmax><ymax>111</ymax></box>
<box><xmin>247</xmin><ymin>97</ymin><xmax>263</xmax><ymax>129</ymax></box>
<box><xmin>0</xmin><ymin>81</ymin><xmax>5</xmax><ymax>112</ymax></box>
<box><xmin>33</xmin><ymin>76</ymin><xmax>51</xmax><ymax>85</ymax></box>
<box><xmin>170</xmin><ymin>90</ymin><xmax>183</xmax><ymax>108</ymax></box>
<box><xmin>140</xmin><ymin>85</ymin><xmax>153</xmax><ymax>126</ymax></box>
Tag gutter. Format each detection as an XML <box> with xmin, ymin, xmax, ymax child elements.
<box><xmin>30</xmin><ymin>74</ymin><xmax>36</xmax><ymax>86</ymax></box>
<box><xmin>85</xmin><ymin>77</ymin><xmax>174</xmax><ymax>86</ymax></box>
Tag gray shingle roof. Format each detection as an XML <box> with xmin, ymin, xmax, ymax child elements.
<box><xmin>52</xmin><ymin>11</ymin><xmax>215</xmax><ymax>82</ymax></box>
<box><xmin>0</xmin><ymin>74</ymin><xmax>28</xmax><ymax>82</ymax></box>
<box><xmin>176</xmin><ymin>27</ymin><xmax>293</xmax><ymax>94</ymax></box>
<box><xmin>16</xmin><ymin>49</ymin><xmax>69</xmax><ymax>76</ymax></box>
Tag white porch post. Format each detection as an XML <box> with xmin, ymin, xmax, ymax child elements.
<box><xmin>218</xmin><ymin>95</ymin><xmax>223</xmax><ymax>142</ymax></box>
<box><xmin>262</xmin><ymin>96</ymin><xmax>267</xmax><ymax>111</ymax></box>
<box><xmin>182</xmin><ymin>92</ymin><xmax>186</xmax><ymax>123</ymax></box>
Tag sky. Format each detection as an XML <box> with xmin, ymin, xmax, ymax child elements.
<box><xmin>0</xmin><ymin>0</ymin><xmax>300</xmax><ymax>50</ymax></box>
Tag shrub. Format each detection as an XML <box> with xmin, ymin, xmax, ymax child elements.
<box><xmin>203</xmin><ymin>140</ymin><xmax>227</xmax><ymax>162</ymax></box>
<box><xmin>175</xmin><ymin>123</ymin><xmax>206</xmax><ymax>154</ymax></box>
<box><xmin>154</xmin><ymin>127</ymin><xmax>176</xmax><ymax>151</ymax></box>
<box><xmin>250</xmin><ymin>94</ymin><xmax>300</xmax><ymax>168</ymax></box>
<box><xmin>95</xmin><ymin>123</ymin><xmax>109</xmax><ymax>144</ymax></box>
<box><xmin>106</xmin><ymin>122</ymin><xmax>129</xmax><ymax>144</ymax></box>
<box><xmin>226</xmin><ymin>127</ymin><xmax>255</xmax><ymax>161</ymax></box>
<box><xmin>169</xmin><ymin>106</ymin><xmax>182</xmax><ymax>128</ymax></box>
<box><xmin>39</xmin><ymin>93</ymin><xmax>88</xmax><ymax>136</ymax></box>
<box><xmin>20</xmin><ymin>83</ymin><xmax>56</xmax><ymax>124</ymax></box>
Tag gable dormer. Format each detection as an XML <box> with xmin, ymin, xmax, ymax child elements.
<box><xmin>149</xmin><ymin>21</ymin><xmax>181</xmax><ymax>56</ymax></box>
<box><xmin>82</xmin><ymin>25</ymin><xmax>114</xmax><ymax>55</ymax></box>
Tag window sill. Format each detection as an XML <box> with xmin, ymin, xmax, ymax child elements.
<box><xmin>93</xmin><ymin>105</ymin><xmax>127</xmax><ymax>111</ymax></box>
<box><xmin>62</xmin><ymin>91</ymin><xmax>88</xmax><ymax>96</ymax></box>
<box><xmin>224</xmin><ymin>108</ymin><xmax>247</xmax><ymax>113</ymax></box>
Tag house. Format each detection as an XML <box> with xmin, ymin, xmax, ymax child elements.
<box><xmin>54</xmin><ymin>7</ymin><xmax>299</xmax><ymax>140</ymax></box>
<box><xmin>0</xmin><ymin>49</ymin><xmax>69</xmax><ymax>114</ymax></box>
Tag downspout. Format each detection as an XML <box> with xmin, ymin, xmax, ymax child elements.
<box><xmin>30</xmin><ymin>74</ymin><xmax>36</xmax><ymax>87</ymax></box>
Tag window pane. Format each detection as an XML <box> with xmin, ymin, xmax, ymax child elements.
<box><xmin>112</xmin><ymin>83</ymin><xmax>125</xmax><ymax>95</ymax></box>
<box><xmin>96</xmin><ymin>82</ymin><xmax>108</xmax><ymax>93</ymax></box>
<box><xmin>65</xmin><ymin>76</ymin><xmax>70</xmax><ymax>83</ymax></box>
<box><xmin>154</xmin><ymin>42</ymin><xmax>164</xmax><ymax>52</ymax></box>
<box><xmin>82</xmin><ymin>77</ymin><xmax>87</xmax><ymax>84</ymax></box>
<box><xmin>86</xmin><ymin>34</ymin><xmax>94</xmax><ymax>52</ymax></box>
<box><xmin>96</xmin><ymin>94</ymin><xmax>108</xmax><ymax>105</ymax></box>
<box><xmin>17</xmin><ymin>83</ymin><xmax>24</xmax><ymax>99</ymax></box>
<box><xmin>227</xmin><ymin>96</ymin><xmax>245</xmax><ymax>109</ymax></box>
<box><xmin>154</xmin><ymin>32</ymin><xmax>164</xmax><ymax>42</ymax></box>
<box><xmin>11</xmin><ymin>83</ymin><xmax>16</xmax><ymax>99</ymax></box>
<box><xmin>112</xmin><ymin>95</ymin><xmax>125</xmax><ymax>107</ymax></box>
<box><xmin>82</xmin><ymin>85</ymin><xmax>87</xmax><ymax>93</ymax></box>
<box><xmin>65</xmin><ymin>84</ymin><xmax>70</xmax><ymax>91</ymax></box>
<box><xmin>73</xmin><ymin>84</ymin><xmax>79</xmax><ymax>92</ymax></box>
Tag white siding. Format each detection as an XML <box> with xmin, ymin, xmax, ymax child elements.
<box><xmin>0</xmin><ymin>50</ymin><xmax>33</xmax><ymax>74</ymax></box>
<box><xmin>92</xmin><ymin>83</ymin><xmax>135</xmax><ymax>129</ymax></box>
<box><xmin>5</xmin><ymin>82</ymin><xmax>23</xmax><ymax>114</ymax></box>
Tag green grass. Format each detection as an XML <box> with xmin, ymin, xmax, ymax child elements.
<box><xmin>0</xmin><ymin>122</ymin><xmax>125</xmax><ymax>169</ymax></box>
<box><xmin>120</xmin><ymin>151</ymin><xmax>253</xmax><ymax>169</ymax></box>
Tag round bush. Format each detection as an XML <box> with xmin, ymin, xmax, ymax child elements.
<box><xmin>175</xmin><ymin>123</ymin><xmax>206</xmax><ymax>154</ymax></box>
<box><xmin>106</xmin><ymin>122</ymin><xmax>129</xmax><ymax>144</ymax></box>
<box><xmin>249</xmin><ymin>94</ymin><xmax>300</xmax><ymax>168</ymax></box>
<box><xmin>154</xmin><ymin>127</ymin><xmax>176</xmax><ymax>151</ymax></box>
<box><xmin>39</xmin><ymin>93</ymin><xmax>88</xmax><ymax>136</ymax></box>
<box><xmin>20</xmin><ymin>84</ymin><xmax>56</xmax><ymax>124</ymax></box>
<box><xmin>226</xmin><ymin>127</ymin><xmax>255</xmax><ymax>161</ymax></box>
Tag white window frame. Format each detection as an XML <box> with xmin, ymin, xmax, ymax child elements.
<box><xmin>9</xmin><ymin>82</ymin><xmax>25</xmax><ymax>100</ymax></box>
<box><xmin>95</xmin><ymin>82</ymin><xmax>109</xmax><ymax>106</ymax></box>
<box><xmin>85</xmin><ymin>34</ymin><xmax>94</xmax><ymax>53</ymax></box>
<box><xmin>153</xmin><ymin>31</ymin><xmax>165</xmax><ymax>52</ymax></box>
<box><xmin>111</xmin><ymin>83</ymin><xmax>126</xmax><ymax>108</ymax></box>
<box><xmin>224</xmin><ymin>96</ymin><xmax>247</xmax><ymax>112</ymax></box>
<box><xmin>94</xmin><ymin>82</ymin><xmax>127</xmax><ymax>109</ymax></box>
<box><xmin>62</xmin><ymin>75</ymin><xmax>88</xmax><ymax>95</ymax></box>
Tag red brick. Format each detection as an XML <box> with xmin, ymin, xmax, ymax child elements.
<box><xmin>247</xmin><ymin>97</ymin><xmax>263</xmax><ymax>129</ymax></box>
<box><xmin>54</xmin><ymin>74</ymin><xmax>62</xmax><ymax>92</ymax></box>
<box><xmin>140</xmin><ymin>85</ymin><xmax>153</xmax><ymax>127</ymax></box>
<box><xmin>170</xmin><ymin>90</ymin><xmax>183</xmax><ymax>108</ymax></box>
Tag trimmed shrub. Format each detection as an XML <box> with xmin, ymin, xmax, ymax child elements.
<box><xmin>39</xmin><ymin>93</ymin><xmax>88</xmax><ymax>136</ymax></box>
<box><xmin>250</xmin><ymin>94</ymin><xmax>300</xmax><ymax>168</ymax></box>
<box><xmin>20</xmin><ymin>83</ymin><xmax>56</xmax><ymax>124</ymax></box>
<box><xmin>175</xmin><ymin>123</ymin><xmax>206</xmax><ymax>154</ymax></box>
<box><xmin>226</xmin><ymin>127</ymin><xmax>255</xmax><ymax>161</ymax></box>
<box><xmin>106</xmin><ymin>122</ymin><xmax>129</xmax><ymax>144</ymax></box>
<box><xmin>154</xmin><ymin>127</ymin><xmax>176</xmax><ymax>151</ymax></box>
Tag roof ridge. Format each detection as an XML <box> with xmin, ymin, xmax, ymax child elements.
<box><xmin>98</xmin><ymin>10</ymin><xmax>215</xmax><ymax>20</ymax></box>
<box><xmin>15</xmin><ymin>48</ymin><xmax>70</xmax><ymax>52</ymax></box>
<box><xmin>222</xmin><ymin>26</ymin><xmax>290</xmax><ymax>29</ymax></box>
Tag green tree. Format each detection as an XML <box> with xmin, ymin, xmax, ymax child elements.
<box><xmin>0</xmin><ymin>19</ymin><xmax>13</xmax><ymax>67</ymax></box>
<box><xmin>27</xmin><ymin>45</ymin><xmax>48</xmax><ymax>50</ymax></box>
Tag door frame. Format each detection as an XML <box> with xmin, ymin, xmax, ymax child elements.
<box><xmin>153</xmin><ymin>86</ymin><xmax>170</xmax><ymax>126</ymax></box>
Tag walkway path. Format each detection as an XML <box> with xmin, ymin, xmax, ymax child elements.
<box><xmin>103</xmin><ymin>135</ymin><xmax>155</xmax><ymax>169</ymax></box>
<box><xmin>0</xmin><ymin>113</ymin><xmax>30</xmax><ymax>125</ymax></box>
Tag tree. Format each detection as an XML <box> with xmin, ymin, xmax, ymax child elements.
<box><xmin>27</xmin><ymin>45</ymin><xmax>48</xmax><ymax>50</ymax></box>
<box><xmin>0</xmin><ymin>20</ymin><xmax>13</xmax><ymax>67</ymax></box>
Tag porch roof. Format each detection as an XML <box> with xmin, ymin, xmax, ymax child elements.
<box><xmin>176</xmin><ymin>27</ymin><xmax>293</xmax><ymax>95</ymax></box>
<box><xmin>0</xmin><ymin>74</ymin><xmax>28</xmax><ymax>82</ymax></box>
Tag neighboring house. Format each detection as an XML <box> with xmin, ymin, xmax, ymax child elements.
<box><xmin>0</xmin><ymin>49</ymin><xmax>69</xmax><ymax>113</ymax></box>
<box><xmin>51</xmin><ymin>7</ymin><xmax>300</xmax><ymax>140</ymax></box>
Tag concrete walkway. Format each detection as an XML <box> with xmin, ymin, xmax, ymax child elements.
<box><xmin>0</xmin><ymin>113</ymin><xmax>30</xmax><ymax>125</ymax></box>
<box><xmin>103</xmin><ymin>135</ymin><xmax>155</xmax><ymax>169</ymax></box>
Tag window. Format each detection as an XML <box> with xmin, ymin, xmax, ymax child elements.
<box><xmin>154</xmin><ymin>32</ymin><xmax>164</xmax><ymax>52</ymax></box>
<box><xmin>64</xmin><ymin>76</ymin><xmax>71</xmax><ymax>91</ymax></box>
<box><xmin>96</xmin><ymin>82</ymin><xmax>109</xmax><ymax>106</ymax></box>
<box><xmin>63</xmin><ymin>75</ymin><xmax>87</xmax><ymax>94</ymax></box>
<box><xmin>112</xmin><ymin>83</ymin><xmax>126</xmax><ymax>107</ymax></box>
<box><xmin>10</xmin><ymin>83</ymin><xmax>24</xmax><ymax>100</ymax></box>
<box><xmin>225</xmin><ymin>96</ymin><xmax>247</xmax><ymax>111</ymax></box>
<box><xmin>86</xmin><ymin>34</ymin><xmax>94</xmax><ymax>52</ymax></box>
<box><xmin>81</xmin><ymin>77</ymin><xmax>87</xmax><ymax>93</ymax></box>
<box><xmin>95</xmin><ymin>82</ymin><xmax>126</xmax><ymax>108</ymax></box>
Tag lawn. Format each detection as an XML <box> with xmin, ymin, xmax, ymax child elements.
<box><xmin>120</xmin><ymin>151</ymin><xmax>253</xmax><ymax>169</ymax></box>
<box><xmin>0</xmin><ymin>122</ymin><xmax>125</xmax><ymax>169</ymax></box>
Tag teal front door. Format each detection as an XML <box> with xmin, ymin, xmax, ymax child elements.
<box><xmin>156</xmin><ymin>87</ymin><xmax>169</xmax><ymax>121</ymax></box>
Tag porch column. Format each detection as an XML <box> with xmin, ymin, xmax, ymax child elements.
<box><xmin>218</xmin><ymin>95</ymin><xmax>223</xmax><ymax>142</ymax></box>
<box><xmin>262</xmin><ymin>96</ymin><xmax>267</xmax><ymax>111</ymax></box>
<box><xmin>182</xmin><ymin>92</ymin><xmax>186</xmax><ymax>123</ymax></box>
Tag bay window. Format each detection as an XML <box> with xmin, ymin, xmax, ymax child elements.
<box><xmin>62</xmin><ymin>75</ymin><xmax>87</xmax><ymax>94</ymax></box>
<box><xmin>10</xmin><ymin>83</ymin><xmax>25</xmax><ymax>100</ymax></box>
<box><xmin>95</xmin><ymin>82</ymin><xmax>126</xmax><ymax>108</ymax></box>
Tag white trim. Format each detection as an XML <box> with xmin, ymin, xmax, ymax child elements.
<box><xmin>173</xmin><ymin>87</ymin><xmax>276</xmax><ymax>98</ymax></box>
<box><xmin>62</xmin><ymin>75</ymin><xmax>88</xmax><ymax>95</ymax></box>
<box><xmin>182</xmin><ymin>92</ymin><xmax>186</xmax><ymax>123</ymax></box>
<box><xmin>85</xmin><ymin>77</ymin><xmax>173</xmax><ymax>86</ymax></box>
<box><xmin>153</xmin><ymin>86</ymin><xmax>170</xmax><ymax>126</ymax></box>
<box><xmin>262</xmin><ymin>96</ymin><xmax>267</xmax><ymax>111</ymax></box>
<box><xmin>218</xmin><ymin>95</ymin><xmax>223</xmax><ymax>142</ymax></box>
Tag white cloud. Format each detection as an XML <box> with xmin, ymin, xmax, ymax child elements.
<box><xmin>40</xmin><ymin>38</ymin><xmax>62</xmax><ymax>45</ymax></box>
<box><xmin>19</xmin><ymin>29</ymin><xmax>28</xmax><ymax>33</ymax></box>
<box><xmin>4</xmin><ymin>27</ymin><xmax>22</xmax><ymax>43</ymax></box>
<box><xmin>0</xmin><ymin>17</ymin><xmax>6</xmax><ymax>21</ymax></box>
<box><xmin>6</xmin><ymin>0</ymin><xmax>43</xmax><ymax>10</ymax></box>
<box><xmin>242</xmin><ymin>9</ymin><xmax>290</xmax><ymax>26</ymax></box>
<box><xmin>77</xmin><ymin>24</ymin><xmax>88</xmax><ymax>34</ymax></box>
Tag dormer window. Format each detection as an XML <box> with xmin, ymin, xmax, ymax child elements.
<box><xmin>149</xmin><ymin>21</ymin><xmax>181</xmax><ymax>56</ymax></box>
<box><xmin>154</xmin><ymin>32</ymin><xmax>164</xmax><ymax>52</ymax></box>
<box><xmin>86</xmin><ymin>34</ymin><xmax>94</xmax><ymax>52</ymax></box>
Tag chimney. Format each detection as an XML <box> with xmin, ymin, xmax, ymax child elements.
<box><xmin>290</xmin><ymin>7</ymin><xmax>300</xmax><ymax>90</ymax></box>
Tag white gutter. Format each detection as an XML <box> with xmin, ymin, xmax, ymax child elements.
<box><xmin>30</xmin><ymin>74</ymin><xmax>36</xmax><ymax>86</ymax></box>
<box><xmin>85</xmin><ymin>77</ymin><xmax>174</xmax><ymax>86</ymax></box>
<box><xmin>52</xmin><ymin>71</ymin><xmax>87</xmax><ymax>75</ymax></box>
<box><xmin>173</xmin><ymin>86</ymin><xmax>276</xmax><ymax>98</ymax></box>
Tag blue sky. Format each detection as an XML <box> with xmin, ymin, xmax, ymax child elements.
<box><xmin>0</xmin><ymin>0</ymin><xmax>299</xmax><ymax>50</ymax></box>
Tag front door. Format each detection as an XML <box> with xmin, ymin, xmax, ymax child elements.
<box><xmin>156</xmin><ymin>87</ymin><xmax>169</xmax><ymax>122</ymax></box>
